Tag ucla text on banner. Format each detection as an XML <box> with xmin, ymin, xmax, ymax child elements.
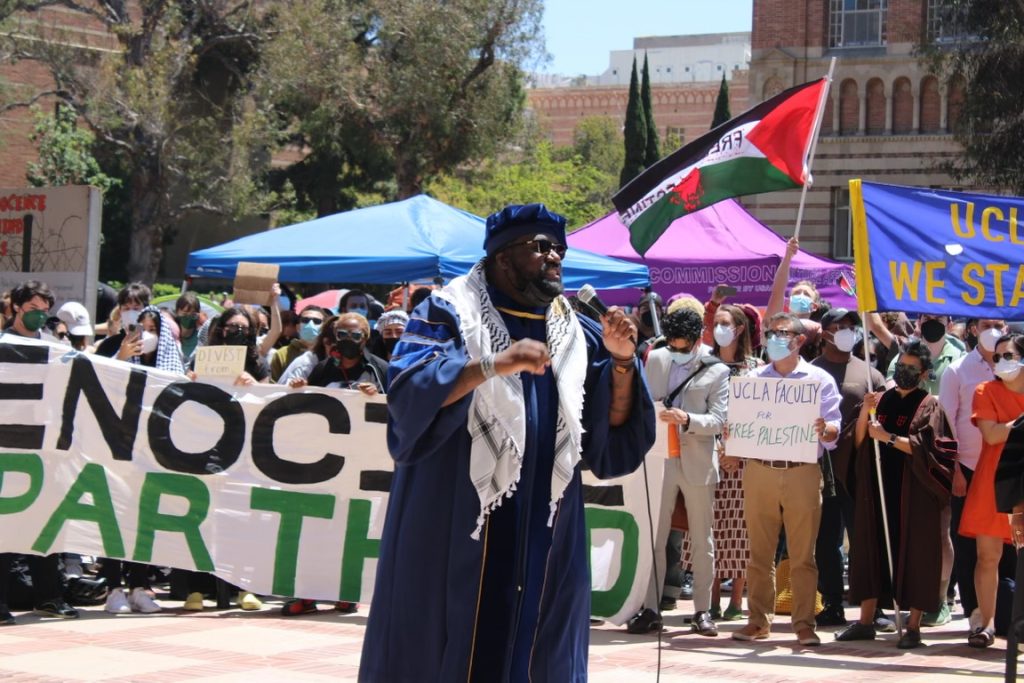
<box><xmin>850</xmin><ymin>180</ymin><xmax>1024</xmax><ymax>318</ymax></box>
<box><xmin>0</xmin><ymin>338</ymin><xmax>659</xmax><ymax>624</ymax></box>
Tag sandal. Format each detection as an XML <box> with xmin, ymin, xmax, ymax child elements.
<box><xmin>967</xmin><ymin>626</ymin><xmax>995</xmax><ymax>648</ymax></box>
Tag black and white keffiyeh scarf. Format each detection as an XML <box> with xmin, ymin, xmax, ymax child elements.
<box><xmin>436</xmin><ymin>261</ymin><xmax>588</xmax><ymax>540</ymax></box>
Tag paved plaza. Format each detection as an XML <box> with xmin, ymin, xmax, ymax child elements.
<box><xmin>0</xmin><ymin>596</ymin><xmax>1008</xmax><ymax>682</ymax></box>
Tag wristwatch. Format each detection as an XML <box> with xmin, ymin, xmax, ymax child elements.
<box><xmin>887</xmin><ymin>433</ymin><xmax>897</xmax><ymax>446</ymax></box>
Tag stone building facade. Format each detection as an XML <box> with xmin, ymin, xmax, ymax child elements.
<box><xmin>746</xmin><ymin>0</ymin><xmax>969</xmax><ymax>260</ymax></box>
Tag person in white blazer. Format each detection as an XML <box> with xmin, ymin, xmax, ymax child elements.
<box><xmin>626</xmin><ymin>307</ymin><xmax>730</xmax><ymax>637</ymax></box>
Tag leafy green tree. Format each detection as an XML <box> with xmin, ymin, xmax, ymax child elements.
<box><xmin>27</xmin><ymin>104</ymin><xmax>118</xmax><ymax>193</ymax></box>
<box><xmin>711</xmin><ymin>74</ymin><xmax>731</xmax><ymax>129</ymax></box>
<box><xmin>0</xmin><ymin>1</ymin><xmax>274</xmax><ymax>283</ymax></box>
<box><xmin>641</xmin><ymin>54</ymin><xmax>660</xmax><ymax>168</ymax></box>
<box><xmin>619</xmin><ymin>57</ymin><xmax>647</xmax><ymax>189</ymax></box>
<box><xmin>571</xmin><ymin>116</ymin><xmax>624</xmax><ymax>177</ymax></box>
<box><xmin>260</xmin><ymin>0</ymin><xmax>544</xmax><ymax>216</ymax></box>
<box><xmin>920</xmin><ymin>0</ymin><xmax>1024</xmax><ymax>193</ymax></box>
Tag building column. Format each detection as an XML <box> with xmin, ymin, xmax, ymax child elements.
<box><xmin>858</xmin><ymin>95</ymin><xmax>866</xmax><ymax>135</ymax></box>
<box><xmin>940</xmin><ymin>87</ymin><xmax>949</xmax><ymax>131</ymax></box>
<box><xmin>885</xmin><ymin>91</ymin><xmax>893</xmax><ymax>134</ymax></box>
<box><xmin>912</xmin><ymin>94</ymin><xmax>920</xmax><ymax>133</ymax></box>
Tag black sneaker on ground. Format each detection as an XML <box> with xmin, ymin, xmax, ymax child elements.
<box><xmin>34</xmin><ymin>600</ymin><xmax>79</xmax><ymax>619</ymax></box>
<box><xmin>897</xmin><ymin>628</ymin><xmax>923</xmax><ymax>649</ymax></box>
<box><xmin>815</xmin><ymin>604</ymin><xmax>847</xmax><ymax>627</ymax></box>
<box><xmin>680</xmin><ymin>572</ymin><xmax>694</xmax><ymax>601</ymax></box>
<box><xmin>834</xmin><ymin>621</ymin><xmax>876</xmax><ymax>641</ymax></box>
<box><xmin>0</xmin><ymin>605</ymin><xmax>14</xmax><ymax>625</ymax></box>
<box><xmin>659</xmin><ymin>596</ymin><xmax>677</xmax><ymax>612</ymax></box>
<box><xmin>626</xmin><ymin>607</ymin><xmax>663</xmax><ymax>634</ymax></box>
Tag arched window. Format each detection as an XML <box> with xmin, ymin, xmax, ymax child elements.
<box><xmin>947</xmin><ymin>75</ymin><xmax>966</xmax><ymax>132</ymax></box>
<box><xmin>839</xmin><ymin>79</ymin><xmax>859</xmax><ymax>135</ymax></box>
<box><xmin>892</xmin><ymin>77</ymin><xmax>913</xmax><ymax>133</ymax></box>
<box><xmin>821</xmin><ymin>95</ymin><xmax>835</xmax><ymax>135</ymax></box>
<box><xmin>865</xmin><ymin>78</ymin><xmax>885</xmax><ymax>134</ymax></box>
<box><xmin>919</xmin><ymin>76</ymin><xmax>941</xmax><ymax>133</ymax></box>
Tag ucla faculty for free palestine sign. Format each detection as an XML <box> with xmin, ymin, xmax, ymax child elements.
<box><xmin>0</xmin><ymin>338</ymin><xmax>659</xmax><ymax>625</ymax></box>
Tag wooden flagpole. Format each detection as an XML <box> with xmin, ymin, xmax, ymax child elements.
<box><xmin>793</xmin><ymin>57</ymin><xmax>837</xmax><ymax>241</ymax></box>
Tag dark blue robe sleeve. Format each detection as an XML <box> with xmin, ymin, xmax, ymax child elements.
<box><xmin>385</xmin><ymin>296</ymin><xmax>472</xmax><ymax>467</ymax></box>
<box><xmin>577</xmin><ymin>315</ymin><xmax>657</xmax><ymax>479</ymax></box>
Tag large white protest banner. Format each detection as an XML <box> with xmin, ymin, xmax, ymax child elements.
<box><xmin>726</xmin><ymin>376</ymin><xmax>822</xmax><ymax>463</ymax></box>
<box><xmin>0</xmin><ymin>338</ymin><xmax>659</xmax><ymax>624</ymax></box>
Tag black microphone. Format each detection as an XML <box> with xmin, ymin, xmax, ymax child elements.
<box><xmin>578</xmin><ymin>284</ymin><xmax>636</xmax><ymax>347</ymax></box>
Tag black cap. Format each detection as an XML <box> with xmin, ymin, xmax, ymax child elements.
<box><xmin>820</xmin><ymin>307</ymin><xmax>861</xmax><ymax>328</ymax></box>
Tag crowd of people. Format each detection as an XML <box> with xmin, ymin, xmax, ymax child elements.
<box><xmin>1</xmin><ymin>217</ymin><xmax>1021</xmax><ymax>667</ymax></box>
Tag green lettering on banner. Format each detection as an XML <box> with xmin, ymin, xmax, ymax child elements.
<box><xmin>0</xmin><ymin>452</ymin><xmax>43</xmax><ymax>514</ymax></box>
<box><xmin>32</xmin><ymin>463</ymin><xmax>125</xmax><ymax>557</ymax></box>
<box><xmin>134</xmin><ymin>473</ymin><xmax>214</xmax><ymax>571</ymax></box>
<box><xmin>340</xmin><ymin>499</ymin><xmax>380</xmax><ymax>602</ymax></box>
<box><xmin>251</xmin><ymin>488</ymin><xmax>336</xmax><ymax>597</ymax></box>
<box><xmin>585</xmin><ymin>508</ymin><xmax>639</xmax><ymax>618</ymax></box>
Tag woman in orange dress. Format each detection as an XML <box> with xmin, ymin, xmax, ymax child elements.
<box><xmin>960</xmin><ymin>333</ymin><xmax>1024</xmax><ymax>648</ymax></box>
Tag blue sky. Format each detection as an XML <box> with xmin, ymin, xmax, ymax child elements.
<box><xmin>540</xmin><ymin>0</ymin><xmax>754</xmax><ymax>76</ymax></box>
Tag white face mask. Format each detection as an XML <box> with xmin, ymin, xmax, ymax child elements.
<box><xmin>140</xmin><ymin>331</ymin><xmax>158</xmax><ymax>355</ymax></box>
<box><xmin>669</xmin><ymin>347</ymin><xmax>696</xmax><ymax>365</ymax></box>
<box><xmin>713</xmin><ymin>324</ymin><xmax>736</xmax><ymax>347</ymax></box>
<box><xmin>979</xmin><ymin>327</ymin><xmax>1005</xmax><ymax>352</ymax></box>
<box><xmin>121</xmin><ymin>309</ymin><xmax>141</xmax><ymax>329</ymax></box>
<box><xmin>995</xmin><ymin>358</ymin><xmax>1021</xmax><ymax>381</ymax></box>
<box><xmin>832</xmin><ymin>328</ymin><xmax>860</xmax><ymax>353</ymax></box>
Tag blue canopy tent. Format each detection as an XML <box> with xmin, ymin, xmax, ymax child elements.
<box><xmin>185</xmin><ymin>195</ymin><xmax>650</xmax><ymax>292</ymax></box>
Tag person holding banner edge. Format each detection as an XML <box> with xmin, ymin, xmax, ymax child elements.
<box><xmin>724</xmin><ymin>312</ymin><xmax>841</xmax><ymax>646</ymax></box>
<box><xmin>360</xmin><ymin>203</ymin><xmax>656</xmax><ymax>683</ymax></box>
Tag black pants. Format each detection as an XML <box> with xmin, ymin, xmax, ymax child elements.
<box><xmin>816</xmin><ymin>485</ymin><xmax>855</xmax><ymax>606</ymax></box>
<box><xmin>98</xmin><ymin>559</ymin><xmax>151</xmax><ymax>591</ymax></box>
<box><xmin>0</xmin><ymin>553</ymin><xmax>63</xmax><ymax>607</ymax></box>
<box><xmin>951</xmin><ymin>467</ymin><xmax>978</xmax><ymax>617</ymax></box>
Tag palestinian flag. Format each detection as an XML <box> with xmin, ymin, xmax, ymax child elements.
<box><xmin>613</xmin><ymin>78</ymin><xmax>829</xmax><ymax>255</ymax></box>
<box><xmin>837</xmin><ymin>272</ymin><xmax>857</xmax><ymax>297</ymax></box>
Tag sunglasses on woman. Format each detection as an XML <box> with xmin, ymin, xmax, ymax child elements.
<box><xmin>335</xmin><ymin>329</ymin><xmax>365</xmax><ymax>342</ymax></box>
<box><xmin>299</xmin><ymin>316</ymin><xmax>323</xmax><ymax>325</ymax></box>
<box><xmin>223</xmin><ymin>324</ymin><xmax>250</xmax><ymax>335</ymax></box>
<box><xmin>994</xmin><ymin>352</ymin><xmax>1022</xmax><ymax>362</ymax></box>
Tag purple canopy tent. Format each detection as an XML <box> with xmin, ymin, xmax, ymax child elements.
<box><xmin>567</xmin><ymin>199</ymin><xmax>856</xmax><ymax>309</ymax></box>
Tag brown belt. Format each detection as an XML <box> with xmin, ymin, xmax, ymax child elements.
<box><xmin>753</xmin><ymin>459</ymin><xmax>815</xmax><ymax>470</ymax></box>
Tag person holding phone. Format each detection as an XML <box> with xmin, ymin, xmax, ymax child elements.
<box><xmin>94</xmin><ymin>282</ymin><xmax>152</xmax><ymax>359</ymax></box>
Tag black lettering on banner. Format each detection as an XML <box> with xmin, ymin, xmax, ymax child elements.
<box><xmin>148</xmin><ymin>382</ymin><xmax>244</xmax><ymax>474</ymax></box>
<box><xmin>582</xmin><ymin>484</ymin><xmax>625</xmax><ymax>507</ymax></box>
<box><xmin>359</xmin><ymin>471</ymin><xmax>393</xmax><ymax>492</ymax></box>
<box><xmin>56</xmin><ymin>354</ymin><xmax>147</xmax><ymax>460</ymax></box>
<box><xmin>0</xmin><ymin>342</ymin><xmax>47</xmax><ymax>448</ymax></box>
<box><xmin>363</xmin><ymin>402</ymin><xmax>388</xmax><ymax>424</ymax></box>
<box><xmin>251</xmin><ymin>393</ymin><xmax>349</xmax><ymax>484</ymax></box>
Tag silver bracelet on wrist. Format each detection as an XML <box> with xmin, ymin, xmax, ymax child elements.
<box><xmin>480</xmin><ymin>354</ymin><xmax>498</xmax><ymax>380</ymax></box>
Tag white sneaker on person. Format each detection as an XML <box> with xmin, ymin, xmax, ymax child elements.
<box><xmin>128</xmin><ymin>587</ymin><xmax>161</xmax><ymax>614</ymax></box>
<box><xmin>105</xmin><ymin>587</ymin><xmax>131</xmax><ymax>614</ymax></box>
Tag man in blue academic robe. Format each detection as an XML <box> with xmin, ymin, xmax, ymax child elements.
<box><xmin>360</xmin><ymin>204</ymin><xmax>657</xmax><ymax>682</ymax></box>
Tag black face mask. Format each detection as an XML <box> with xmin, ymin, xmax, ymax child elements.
<box><xmin>383</xmin><ymin>337</ymin><xmax>399</xmax><ymax>355</ymax></box>
<box><xmin>893</xmin><ymin>365</ymin><xmax>922</xmax><ymax>390</ymax></box>
<box><xmin>338</xmin><ymin>339</ymin><xmax>363</xmax><ymax>360</ymax></box>
<box><xmin>223</xmin><ymin>331</ymin><xmax>250</xmax><ymax>347</ymax></box>
<box><xmin>920</xmin><ymin>319</ymin><xmax>946</xmax><ymax>343</ymax></box>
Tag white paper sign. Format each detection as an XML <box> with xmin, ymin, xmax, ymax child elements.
<box><xmin>726</xmin><ymin>376</ymin><xmax>822</xmax><ymax>463</ymax></box>
<box><xmin>194</xmin><ymin>345</ymin><xmax>246</xmax><ymax>379</ymax></box>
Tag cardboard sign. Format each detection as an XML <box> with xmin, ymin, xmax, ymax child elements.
<box><xmin>232</xmin><ymin>261</ymin><xmax>279</xmax><ymax>306</ymax></box>
<box><xmin>194</xmin><ymin>345</ymin><xmax>246</xmax><ymax>379</ymax></box>
<box><xmin>726</xmin><ymin>376</ymin><xmax>822</xmax><ymax>463</ymax></box>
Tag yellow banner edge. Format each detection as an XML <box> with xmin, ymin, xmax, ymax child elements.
<box><xmin>849</xmin><ymin>179</ymin><xmax>878</xmax><ymax>312</ymax></box>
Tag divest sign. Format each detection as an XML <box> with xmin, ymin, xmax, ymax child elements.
<box><xmin>0</xmin><ymin>339</ymin><xmax>659</xmax><ymax>624</ymax></box>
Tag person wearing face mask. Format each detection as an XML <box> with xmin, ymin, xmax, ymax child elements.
<box><xmin>626</xmin><ymin>308</ymin><xmax>728</xmax><ymax>637</ymax></box>
<box><xmin>0</xmin><ymin>280</ymin><xmax>81</xmax><ymax>623</ymax></box>
<box><xmin>809</xmin><ymin>308</ymin><xmax>886</xmax><ymax>629</ymax></box>
<box><xmin>837</xmin><ymin>341</ymin><xmax>955</xmax><ymax>649</ymax></box>
<box><xmin>882</xmin><ymin>314</ymin><xmax>964</xmax><ymax>396</ymax></box>
<box><xmin>371</xmin><ymin>309</ymin><xmax>409</xmax><ymax>362</ymax></box>
<box><xmin>173</xmin><ymin>292</ymin><xmax>203</xmax><ymax>365</ymax></box>
<box><xmin>201</xmin><ymin>307</ymin><xmax>271</xmax><ymax>387</ymax></box>
<box><xmin>722</xmin><ymin>313</ymin><xmax>842</xmax><ymax>646</ymax></box>
<box><xmin>294</xmin><ymin>312</ymin><xmax>388</xmax><ymax>392</ymax></box>
<box><xmin>56</xmin><ymin>300</ymin><xmax>94</xmax><ymax>351</ymax></box>
<box><xmin>765</xmin><ymin>238</ymin><xmax>824</xmax><ymax>360</ymax></box>
<box><xmin>938</xmin><ymin>318</ymin><xmax>1007</xmax><ymax>628</ymax></box>
<box><xmin>270</xmin><ymin>305</ymin><xmax>327</xmax><ymax>381</ymax></box>
<box><xmin>960</xmin><ymin>333</ymin><xmax>1024</xmax><ymax>648</ymax></box>
<box><xmin>94</xmin><ymin>282</ymin><xmax>152</xmax><ymax>359</ymax></box>
<box><xmin>279</xmin><ymin>314</ymin><xmax>337</xmax><ymax>386</ymax></box>
<box><xmin>360</xmin><ymin>203</ymin><xmax>655</xmax><ymax>683</ymax></box>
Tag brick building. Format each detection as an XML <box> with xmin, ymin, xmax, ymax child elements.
<box><xmin>746</xmin><ymin>0</ymin><xmax>969</xmax><ymax>260</ymax></box>
<box><xmin>527</xmin><ymin>34</ymin><xmax>751</xmax><ymax>148</ymax></box>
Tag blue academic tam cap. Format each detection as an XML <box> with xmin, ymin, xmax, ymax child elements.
<box><xmin>483</xmin><ymin>203</ymin><xmax>567</xmax><ymax>256</ymax></box>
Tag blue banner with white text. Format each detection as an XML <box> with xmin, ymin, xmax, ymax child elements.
<box><xmin>851</xmin><ymin>180</ymin><xmax>1024</xmax><ymax>318</ymax></box>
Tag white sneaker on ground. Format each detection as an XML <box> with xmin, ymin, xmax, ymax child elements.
<box><xmin>128</xmin><ymin>587</ymin><xmax>161</xmax><ymax>614</ymax></box>
<box><xmin>105</xmin><ymin>587</ymin><xmax>131</xmax><ymax>614</ymax></box>
<box><xmin>237</xmin><ymin>592</ymin><xmax>262</xmax><ymax>611</ymax></box>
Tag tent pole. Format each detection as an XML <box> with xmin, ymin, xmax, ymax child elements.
<box><xmin>793</xmin><ymin>57</ymin><xmax>836</xmax><ymax>241</ymax></box>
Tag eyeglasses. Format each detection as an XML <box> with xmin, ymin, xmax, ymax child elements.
<box><xmin>56</xmin><ymin>332</ymin><xmax>69</xmax><ymax>340</ymax></box>
<box><xmin>995</xmin><ymin>352</ymin><xmax>1022</xmax><ymax>362</ymax></box>
<box><xmin>223</xmin><ymin>324</ymin><xmax>250</xmax><ymax>335</ymax></box>
<box><xmin>299</xmin><ymin>316</ymin><xmax>323</xmax><ymax>325</ymax></box>
<box><xmin>335</xmin><ymin>329</ymin><xmax>365</xmax><ymax>342</ymax></box>
<box><xmin>765</xmin><ymin>330</ymin><xmax>797</xmax><ymax>340</ymax></box>
<box><xmin>894</xmin><ymin>362</ymin><xmax>922</xmax><ymax>373</ymax></box>
<box><xmin>514</xmin><ymin>239</ymin><xmax>567</xmax><ymax>259</ymax></box>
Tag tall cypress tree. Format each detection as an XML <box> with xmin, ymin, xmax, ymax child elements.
<box><xmin>641</xmin><ymin>53</ymin><xmax>660</xmax><ymax>168</ymax></box>
<box><xmin>619</xmin><ymin>56</ymin><xmax>647</xmax><ymax>189</ymax></box>
<box><xmin>711</xmin><ymin>73</ymin><xmax>731</xmax><ymax>129</ymax></box>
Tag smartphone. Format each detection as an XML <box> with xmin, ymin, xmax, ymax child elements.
<box><xmin>714</xmin><ymin>285</ymin><xmax>738</xmax><ymax>298</ymax></box>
